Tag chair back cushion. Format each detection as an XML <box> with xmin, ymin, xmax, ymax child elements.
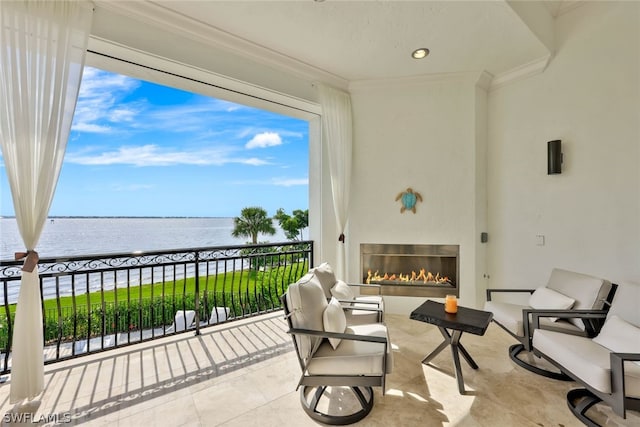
<box><xmin>606</xmin><ymin>281</ymin><xmax>640</xmax><ymax>327</ymax></box>
<box><xmin>592</xmin><ymin>314</ymin><xmax>640</xmax><ymax>359</ymax></box>
<box><xmin>330</xmin><ymin>280</ymin><xmax>355</xmax><ymax>303</ymax></box>
<box><xmin>310</xmin><ymin>262</ymin><xmax>337</xmax><ymax>298</ymax></box>
<box><xmin>286</xmin><ymin>273</ymin><xmax>329</xmax><ymax>361</ymax></box>
<box><xmin>546</xmin><ymin>268</ymin><xmax>612</xmax><ymax>330</ymax></box>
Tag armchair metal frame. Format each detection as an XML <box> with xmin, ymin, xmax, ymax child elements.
<box><xmin>281</xmin><ymin>294</ymin><xmax>389</xmax><ymax>425</ymax></box>
<box><xmin>486</xmin><ymin>288</ymin><xmax>614</xmax><ymax>381</ymax></box>
<box><xmin>531</xmin><ymin>311</ymin><xmax>640</xmax><ymax>426</ymax></box>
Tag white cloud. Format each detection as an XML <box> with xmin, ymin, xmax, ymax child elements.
<box><xmin>65</xmin><ymin>144</ymin><xmax>271</xmax><ymax>167</ymax></box>
<box><xmin>245</xmin><ymin>132</ymin><xmax>282</xmax><ymax>149</ymax></box>
<box><xmin>242</xmin><ymin>158</ymin><xmax>271</xmax><ymax>166</ymax></box>
<box><xmin>271</xmin><ymin>178</ymin><xmax>308</xmax><ymax>187</ymax></box>
<box><xmin>72</xmin><ymin>67</ymin><xmax>141</xmax><ymax>133</ymax></box>
<box><xmin>111</xmin><ymin>183</ymin><xmax>155</xmax><ymax>192</ymax></box>
<box><xmin>231</xmin><ymin>177</ymin><xmax>308</xmax><ymax>187</ymax></box>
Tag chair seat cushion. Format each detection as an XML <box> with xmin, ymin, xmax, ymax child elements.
<box><xmin>484</xmin><ymin>301</ymin><xmax>582</xmax><ymax>337</ymax></box>
<box><xmin>533</xmin><ymin>329</ymin><xmax>640</xmax><ymax>398</ymax></box>
<box><xmin>308</xmin><ymin>323</ymin><xmax>391</xmax><ymax>376</ymax></box>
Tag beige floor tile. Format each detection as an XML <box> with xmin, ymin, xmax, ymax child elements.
<box><xmin>0</xmin><ymin>311</ymin><xmax>637</xmax><ymax>427</ymax></box>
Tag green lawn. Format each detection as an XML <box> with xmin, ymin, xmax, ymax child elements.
<box><xmin>41</xmin><ymin>268</ymin><xmax>261</xmax><ymax>313</ymax></box>
<box><xmin>0</xmin><ymin>262</ymin><xmax>307</xmax><ymax>347</ymax></box>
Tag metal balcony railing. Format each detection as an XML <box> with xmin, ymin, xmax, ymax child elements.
<box><xmin>0</xmin><ymin>241</ymin><xmax>313</xmax><ymax>374</ymax></box>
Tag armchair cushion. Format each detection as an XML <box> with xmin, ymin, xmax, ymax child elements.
<box><xmin>323</xmin><ymin>297</ymin><xmax>347</xmax><ymax>349</ymax></box>
<box><xmin>528</xmin><ymin>287</ymin><xmax>575</xmax><ymax>322</ymax></box>
<box><xmin>331</xmin><ymin>279</ymin><xmax>355</xmax><ymax>303</ymax></box>
<box><xmin>307</xmin><ymin>323</ymin><xmax>390</xmax><ymax>376</ymax></box>
<box><xmin>534</xmin><ymin>329</ymin><xmax>640</xmax><ymax>397</ymax></box>
<box><xmin>484</xmin><ymin>301</ymin><xmax>582</xmax><ymax>337</ymax></box>
<box><xmin>593</xmin><ymin>315</ymin><xmax>640</xmax><ymax>363</ymax></box>
<box><xmin>310</xmin><ymin>262</ymin><xmax>337</xmax><ymax>298</ymax></box>
<box><xmin>286</xmin><ymin>273</ymin><xmax>329</xmax><ymax>360</ymax></box>
<box><xmin>546</xmin><ymin>268</ymin><xmax>612</xmax><ymax>330</ymax></box>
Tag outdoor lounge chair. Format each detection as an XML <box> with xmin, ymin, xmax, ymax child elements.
<box><xmin>282</xmin><ymin>272</ymin><xmax>392</xmax><ymax>425</ymax></box>
<box><xmin>484</xmin><ymin>268</ymin><xmax>614</xmax><ymax>380</ymax></box>
<box><xmin>209</xmin><ymin>306</ymin><xmax>230</xmax><ymax>324</ymax></box>
<box><xmin>167</xmin><ymin>310</ymin><xmax>196</xmax><ymax>333</ymax></box>
<box><xmin>532</xmin><ymin>281</ymin><xmax>640</xmax><ymax>426</ymax></box>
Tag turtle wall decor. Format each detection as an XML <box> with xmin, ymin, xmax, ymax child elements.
<box><xmin>395</xmin><ymin>187</ymin><xmax>423</xmax><ymax>213</ymax></box>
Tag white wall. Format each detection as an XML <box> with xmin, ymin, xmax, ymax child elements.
<box><xmin>487</xmin><ymin>1</ymin><xmax>640</xmax><ymax>289</ymax></box>
<box><xmin>348</xmin><ymin>75</ymin><xmax>489</xmax><ymax>312</ymax></box>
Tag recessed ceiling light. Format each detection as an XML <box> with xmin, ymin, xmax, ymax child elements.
<box><xmin>412</xmin><ymin>48</ymin><xmax>430</xmax><ymax>59</ymax></box>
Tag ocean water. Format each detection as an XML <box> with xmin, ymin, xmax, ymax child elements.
<box><xmin>0</xmin><ymin>217</ymin><xmax>290</xmax><ymax>261</ymax></box>
<box><xmin>0</xmin><ymin>217</ymin><xmax>296</xmax><ymax>303</ymax></box>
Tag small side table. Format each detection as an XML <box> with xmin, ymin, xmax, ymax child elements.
<box><xmin>410</xmin><ymin>299</ymin><xmax>493</xmax><ymax>394</ymax></box>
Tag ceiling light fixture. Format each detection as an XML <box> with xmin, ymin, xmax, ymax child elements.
<box><xmin>412</xmin><ymin>48</ymin><xmax>430</xmax><ymax>59</ymax></box>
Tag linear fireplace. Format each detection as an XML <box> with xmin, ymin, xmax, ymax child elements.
<box><xmin>360</xmin><ymin>243</ymin><xmax>459</xmax><ymax>298</ymax></box>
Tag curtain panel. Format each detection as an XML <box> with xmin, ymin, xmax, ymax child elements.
<box><xmin>317</xmin><ymin>84</ymin><xmax>353</xmax><ymax>280</ymax></box>
<box><xmin>0</xmin><ymin>0</ymin><xmax>93</xmax><ymax>403</ymax></box>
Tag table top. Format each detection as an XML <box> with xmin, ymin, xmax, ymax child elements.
<box><xmin>410</xmin><ymin>300</ymin><xmax>493</xmax><ymax>336</ymax></box>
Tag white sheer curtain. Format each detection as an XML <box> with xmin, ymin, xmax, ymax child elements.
<box><xmin>0</xmin><ymin>0</ymin><xmax>93</xmax><ymax>403</ymax></box>
<box><xmin>317</xmin><ymin>84</ymin><xmax>353</xmax><ymax>280</ymax></box>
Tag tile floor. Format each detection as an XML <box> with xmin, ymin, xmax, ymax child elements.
<box><xmin>0</xmin><ymin>311</ymin><xmax>638</xmax><ymax>426</ymax></box>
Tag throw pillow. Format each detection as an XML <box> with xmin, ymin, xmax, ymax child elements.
<box><xmin>528</xmin><ymin>286</ymin><xmax>575</xmax><ymax>322</ymax></box>
<box><xmin>311</xmin><ymin>262</ymin><xmax>337</xmax><ymax>298</ymax></box>
<box><xmin>331</xmin><ymin>280</ymin><xmax>355</xmax><ymax>303</ymax></box>
<box><xmin>323</xmin><ymin>297</ymin><xmax>347</xmax><ymax>350</ymax></box>
<box><xmin>593</xmin><ymin>315</ymin><xmax>640</xmax><ymax>366</ymax></box>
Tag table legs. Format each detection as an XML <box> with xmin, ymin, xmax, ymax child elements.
<box><xmin>421</xmin><ymin>327</ymin><xmax>480</xmax><ymax>394</ymax></box>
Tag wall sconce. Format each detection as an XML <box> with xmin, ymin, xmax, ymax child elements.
<box><xmin>547</xmin><ymin>140</ymin><xmax>562</xmax><ymax>174</ymax></box>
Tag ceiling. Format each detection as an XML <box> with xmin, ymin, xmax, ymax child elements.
<box><xmin>141</xmin><ymin>0</ymin><xmax>567</xmax><ymax>83</ymax></box>
<box><xmin>94</xmin><ymin>1</ymin><xmax>583</xmax><ymax>87</ymax></box>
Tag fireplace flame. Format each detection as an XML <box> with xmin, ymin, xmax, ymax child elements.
<box><xmin>366</xmin><ymin>268</ymin><xmax>450</xmax><ymax>285</ymax></box>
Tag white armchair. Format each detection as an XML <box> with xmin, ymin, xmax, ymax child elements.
<box><xmin>282</xmin><ymin>271</ymin><xmax>392</xmax><ymax>425</ymax></box>
<box><xmin>532</xmin><ymin>281</ymin><xmax>640</xmax><ymax>425</ymax></box>
<box><xmin>484</xmin><ymin>268</ymin><xmax>614</xmax><ymax>380</ymax></box>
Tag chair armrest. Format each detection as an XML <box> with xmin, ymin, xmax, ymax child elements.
<box><xmin>342</xmin><ymin>304</ymin><xmax>382</xmax><ymax>311</ymax></box>
<box><xmin>347</xmin><ymin>283</ymin><xmax>382</xmax><ymax>295</ymax></box>
<box><xmin>287</xmin><ymin>327</ymin><xmax>387</xmax><ymax>345</ymax></box>
<box><xmin>529</xmin><ymin>309</ymin><xmax>608</xmax><ymax>336</ymax></box>
<box><xmin>486</xmin><ymin>288</ymin><xmax>535</xmax><ymax>301</ymax></box>
<box><xmin>611</xmin><ymin>351</ymin><xmax>640</xmax><ymax>413</ymax></box>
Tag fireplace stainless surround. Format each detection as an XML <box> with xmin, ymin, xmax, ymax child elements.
<box><xmin>360</xmin><ymin>243</ymin><xmax>459</xmax><ymax>298</ymax></box>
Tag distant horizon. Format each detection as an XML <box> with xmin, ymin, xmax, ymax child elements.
<box><xmin>0</xmin><ymin>67</ymin><xmax>309</xmax><ymax>217</ymax></box>
<box><xmin>0</xmin><ymin>215</ymin><xmax>236</xmax><ymax>219</ymax></box>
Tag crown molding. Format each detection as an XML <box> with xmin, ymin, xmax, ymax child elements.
<box><xmin>489</xmin><ymin>54</ymin><xmax>552</xmax><ymax>91</ymax></box>
<box><xmin>475</xmin><ymin>71</ymin><xmax>494</xmax><ymax>91</ymax></box>
<box><xmin>93</xmin><ymin>0</ymin><xmax>348</xmax><ymax>90</ymax></box>
<box><xmin>348</xmin><ymin>71</ymin><xmax>487</xmax><ymax>92</ymax></box>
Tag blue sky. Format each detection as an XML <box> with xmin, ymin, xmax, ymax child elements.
<box><xmin>0</xmin><ymin>67</ymin><xmax>309</xmax><ymax>217</ymax></box>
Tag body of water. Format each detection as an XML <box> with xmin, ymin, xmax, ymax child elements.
<box><xmin>0</xmin><ymin>217</ymin><xmax>300</xmax><ymax>303</ymax></box>
<box><xmin>0</xmin><ymin>217</ymin><xmax>291</xmax><ymax>260</ymax></box>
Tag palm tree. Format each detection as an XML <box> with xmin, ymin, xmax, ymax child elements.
<box><xmin>231</xmin><ymin>206</ymin><xmax>276</xmax><ymax>244</ymax></box>
<box><xmin>274</xmin><ymin>208</ymin><xmax>308</xmax><ymax>241</ymax></box>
